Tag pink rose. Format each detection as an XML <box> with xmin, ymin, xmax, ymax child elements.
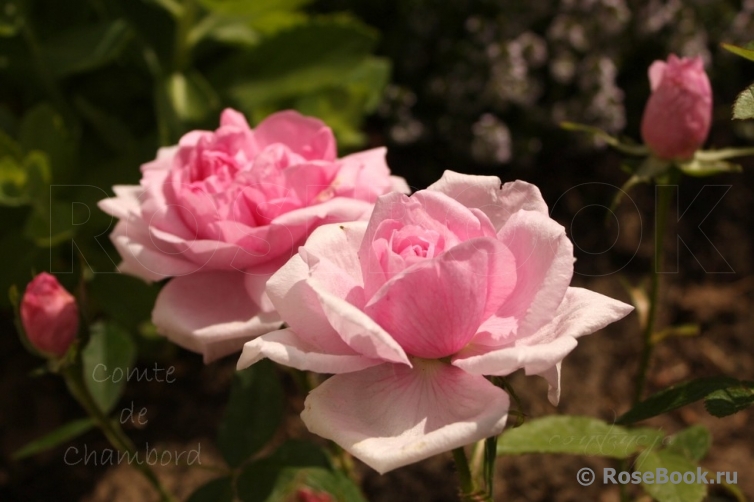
<box><xmin>238</xmin><ymin>171</ymin><xmax>633</xmax><ymax>473</ymax></box>
<box><xmin>20</xmin><ymin>272</ymin><xmax>79</xmax><ymax>357</ymax></box>
<box><xmin>99</xmin><ymin>109</ymin><xmax>408</xmax><ymax>362</ymax></box>
<box><xmin>640</xmin><ymin>54</ymin><xmax>712</xmax><ymax>160</ymax></box>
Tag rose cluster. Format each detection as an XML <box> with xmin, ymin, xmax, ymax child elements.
<box><xmin>91</xmin><ymin>107</ymin><xmax>634</xmax><ymax>472</ymax></box>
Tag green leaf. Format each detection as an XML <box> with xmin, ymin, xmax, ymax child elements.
<box><xmin>19</xmin><ymin>104</ymin><xmax>77</xmax><ymax>183</ymax></box>
<box><xmin>186</xmin><ymin>476</ymin><xmax>234</xmax><ymax>502</ymax></box>
<box><xmin>639</xmin><ymin>450</ymin><xmax>707</xmax><ymax>502</ymax></box>
<box><xmin>497</xmin><ymin>416</ymin><xmax>663</xmax><ymax>459</ymax></box>
<box><xmin>0</xmin><ymin>156</ymin><xmax>29</xmax><ymax>206</ymax></box>
<box><xmin>166</xmin><ymin>71</ymin><xmax>220</xmax><ymax>123</ymax></box>
<box><xmin>733</xmin><ymin>84</ymin><xmax>754</xmax><ymax>120</ymax></box>
<box><xmin>217</xmin><ymin>360</ymin><xmax>285</xmax><ymax>467</ymax></box>
<box><xmin>237</xmin><ymin>441</ymin><xmax>339</xmax><ymax>502</ymax></box>
<box><xmin>0</xmin><ymin>150</ymin><xmax>51</xmax><ymax>208</ymax></box>
<box><xmin>73</xmin><ymin>96</ymin><xmax>136</xmax><ymax>153</ymax></box>
<box><xmin>43</xmin><ymin>20</ymin><xmax>133</xmax><ymax>79</ymax></box>
<box><xmin>617</xmin><ymin>376</ymin><xmax>740</xmax><ymax>425</ymax></box>
<box><xmin>89</xmin><ymin>275</ymin><xmax>159</xmax><ymax>332</ymax></box>
<box><xmin>677</xmin><ymin>158</ymin><xmax>743</xmax><ymax>177</ymax></box>
<box><xmin>197</xmin><ymin>0</ymin><xmax>312</xmax><ymax>18</ymax></box>
<box><xmin>0</xmin><ymin>129</ymin><xmax>22</xmax><ymax>160</ymax></box>
<box><xmin>560</xmin><ymin>122</ymin><xmax>649</xmax><ymax>156</ymax></box>
<box><xmin>704</xmin><ymin>381</ymin><xmax>754</xmax><ymax>417</ymax></box>
<box><xmin>292</xmin><ymin>57</ymin><xmax>391</xmax><ymax>148</ymax></box>
<box><xmin>695</xmin><ymin>147</ymin><xmax>754</xmax><ymax>161</ymax></box>
<box><xmin>188</xmin><ymin>15</ymin><xmax>259</xmax><ymax>48</ymax></box>
<box><xmin>650</xmin><ymin>324</ymin><xmax>700</xmax><ymax>345</ymax></box>
<box><xmin>13</xmin><ymin>418</ymin><xmax>95</xmax><ymax>459</ymax></box>
<box><xmin>0</xmin><ymin>0</ymin><xmax>24</xmax><ymax>37</ymax></box>
<box><xmin>665</xmin><ymin>425</ymin><xmax>711</xmax><ymax>462</ymax></box>
<box><xmin>23</xmin><ymin>201</ymin><xmax>77</xmax><ymax>247</ymax></box>
<box><xmin>218</xmin><ymin>18</ymin><xmax>378</xmax><ymax>109</ymax></box>
<box><xmin>722</xmin><ymin>42</ymin><xmax>754</xmax><ymax>63</ymax></box>
<box><xmin>81</xmin><ymin>322</ymin><xmax>137</xmax><ymax>414</ymax></box>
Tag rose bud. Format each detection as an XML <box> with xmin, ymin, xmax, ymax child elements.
<box><xmin>296</xmin><ymin>488</ymin><xmax>332</xmax><ymax>502</ymax></box>
<box><xmin>640</xmin><ymin>54</ymin><xmax>712</xmax><ymax>160</ymax></box>
<box><xmin>20</xmin><ymin>272</ymin><xmax>79</xmax><ymax>357</ymax></box>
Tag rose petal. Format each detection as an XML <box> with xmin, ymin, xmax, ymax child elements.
<box><xmin>308</xmin><ymin>279</ymin><xmax>410</xmax><ymax>366</ymax></box>
<box><xmin>152</xmin><ymin>271</ymin><xmax>281</xmax><ymax>362</ymax></box>
<box><xmin>267</xmin><ymin>255</ymin><xmax>357</xmax><ymax>355</ymax></box>
<box><xmin>453</xmin><ymin>287</ymin><xmax>634</xmax><ymax>377</ymax></box>
<box><xmin>472</xmin><ymin>209</ymin><xmax>574</xmax><ymax>345</ymax></box>
<box><xmin>302</xmin><ymin>361</ymin><xmax>509</xmax><ymax>474</ymax></box>
<box><xmin>428</xmin><ymin>171</ymin><xmax>548</xmax><ymax>231</ymax></box>
<box><xmin>237</xmin><ymin>328</ymin><xmax>381</xmax><ymax>373</ymax></box>
<box><xmin>110</xmin><ymin>221</ymin><xmax>199</xmax><ymax>281</ymax></box>
<box><xmin>365</xmin><ymin>238</ymin><xmax>516</xmax><ymax>359</ymax></box>
<box><xmin>358</xmin><ymin>191</ymin><xmax>492</xmax><ymax>299</ymax></box>
<box><xmin>253</xmin><ymin>110</ymin><xmax>336</xmax><ymax>161</ymax></box>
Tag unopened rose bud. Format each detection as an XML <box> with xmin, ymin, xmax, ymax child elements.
<box><xmin>20</xmin><ymin>272</ymin><xmax>79</xmax><ymax>357</ymax></box>
<box><xmin>296</xmin><ymin>487</ymin><xmax>333</xmax><ymax>502</ymax></box>
<box><xmin>640</xmin><ymin>54</ymin><xmax>712</xmax><ymax>161</ymax></box>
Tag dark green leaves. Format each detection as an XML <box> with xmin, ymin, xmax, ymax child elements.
<box><xmin>81</xmin><ymin>322</ymin><xmax>137</xmax><ymax>414</ymax></box>
<box><xmin>43</xmin><ymin>20</ymin><xmax>133</xmax><ymax>79</ymax></box>
<box><xmin>617</xmin><ymin>377</ymin><xmax>754</xmax><ymax>424</ymax></box>
<box><xmin>217</xmin><ymin>360</ymin><xmax>284</xmax><ymax>467</ymax></box>
<box><xmin>12</xmin><ymin>418</ymin><xmax>95</xmax><ymax>459</ymax></box>
<box><xmin>237</xmin><ymin>441</ymin><xmax>364</xmax><ymax>502</ymax></box>
<box><xmin>497</xmin><ymin>416</ymin><xmax>663</xmax><ymax>459</ymax></box>
<box><xmin>220</xmin><ymin>19</ymin><xmax>378</xmax><ymax>106</ymax></box>
<box><xmin>187</xmin><ymin>477</ymin><xmax>234</xmax><ymax>502</ymax></box>
<box><xmin>704</xmin><ymin>382</ymin><xmax>754</xmax><ymax>418</ymax></box>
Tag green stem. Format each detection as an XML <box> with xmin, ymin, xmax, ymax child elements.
<box><xmin>633</xmin><ymin>180</ymin><xmax>674</xmax><ymax>404</ymax></box>
<box><xmin>453</xmin><ymin>447</ymin><xmax>492</xmax><ymax>501</ymax></box>
<box><xmin>172</xmin><ymin>0</ymin><xmax>196</xmax><ymax>72</ymax></box>
<box><xmin>452</xmin><ymin>447</ymin><xmax>474</xmax><ymax>497</ymax></box>
<box><xmin>62</xmin><ymin>365</ymin><xmax>176</xmax><ymax>502</ymax></box>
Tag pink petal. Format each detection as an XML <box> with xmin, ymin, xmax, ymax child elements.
<box><xmin>237</xmin><ymin>328</ymin><xmax>381</xmax><ymax>373</ymax></box>
<box><xmin>336</xmin><ymin>147</ymin><xmax>407</xmax><ymax>200</ymax></box>
<box><xmin>301</xmin><ymin>361</ymin><xmax>509</xmax><ymax>474</ymax></box>
<box><xmin>267</xmin><ymin>254</ymin><xmax>357</xmax><ymax>355</ymax></box>
<box><xmin>358</xmin><ymin>191</ymin><xmax>493</xmax><ymax>299</ymax></box>
<box><xmin>365</xmin><ymin>238</ymin><xmax>516</xmax><ymax>359</ymax></box>
<box><xmin>110</xmin><ymin>221</ymin><xmax>198</xmax><ymax>281</ymax></box>
<box><xmin>253</xmin><ymin>110</ymin><xmax>336</xmax><ymax>162</ymax></box>
<box><xmin>427</xmin><ymin>171</ymin><xmax>548</xmax><ymax>231</ymax></box>
<box><xmin>98</xmin><ymin>185</ymin><xmax>143</xmax><ymax>220</ymax></box>
<box><xmin>648</xmin><ymin>60</ymin><xmax>667</xmax><ymax>92</ymax></box>
<box><xmin>300</xmin><ymin>222</ymin><xmax>367</xmax><ymax>289</ymax></box>
<box><xmin>537</xmin><ymin>363</ymin><xmax>562</xmax><ymax>406</ymax></box>
<box><xmin>308</xmin><ymin>278</ymin><xmax>410</xmax><ymax>366</ymax></box>
<box><xmin>473</xmin><ymin>209</ymin><xmax>574</xmax><ymax>346</ymax></box>
<box><xmin>453</xmin><ymin>287</ymin><xmax>634</xmax><ymax>378</ymax></box>
<box><xmin>152</xmin><ymin>271</ymin><xmax>281</xmax><ymax>363</ymax></box>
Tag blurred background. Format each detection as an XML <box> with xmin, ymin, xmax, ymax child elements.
<box><xmin>1</xmin><ymin>0</ymin><xmax>754</xmax><ymax>500</ymax></box>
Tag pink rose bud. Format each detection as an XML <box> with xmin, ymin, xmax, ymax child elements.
<box><xmin>296</xmin><ymin>488</ymin><xmax>332</xmax><ymax>502</ymax></box>
<box><xmin>20</xmin><ymin>272</ymin><xmax>79</xmax><ymax>357</ymax></box>
<box><xmin>640</xmin><ymin>54</ymin><xmax>712</xmax><ymax>160</ymax></box>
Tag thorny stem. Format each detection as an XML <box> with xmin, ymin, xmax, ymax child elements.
<box><xmin>634</xmin><ymin>179</ymin><xmax>674</xmax><ymax>404</ymax></box>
